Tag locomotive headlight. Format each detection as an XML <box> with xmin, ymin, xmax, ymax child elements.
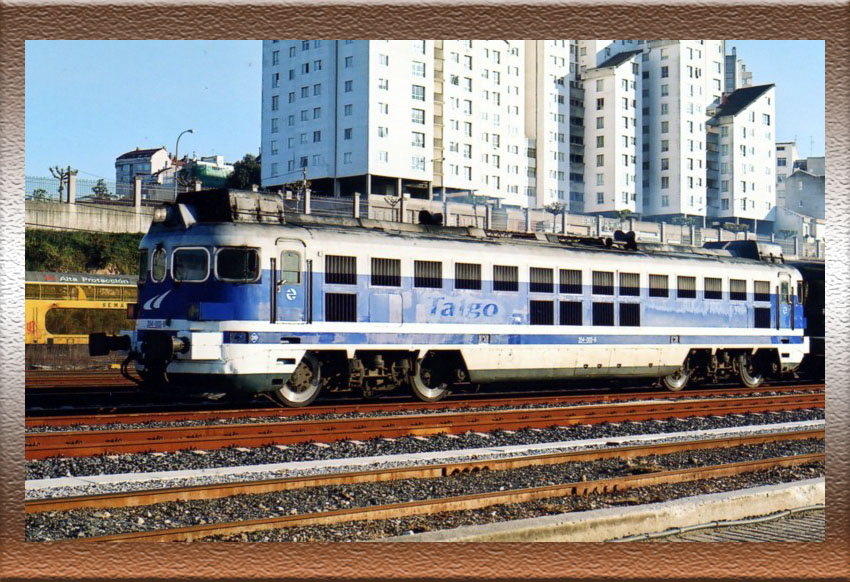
<box><xmin>187</xmin><ymin>302</ymin><xmax>201</xmax><ymax>321</ymax></box>
<box><xmin>152</xmin><ymin>207</ymin><xmax>169</xmax><ymax>223</ymax></box>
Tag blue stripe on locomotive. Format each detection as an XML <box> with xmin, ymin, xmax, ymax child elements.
<box><xmin>137</xmin><ymin>266</ymin><xmax>805</xmax><ymax>331</ymax></box>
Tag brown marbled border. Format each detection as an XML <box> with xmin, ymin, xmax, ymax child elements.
<box><xmin>1</xmin><ymin>4</ymin><xmax>847</xmax><ymax>581</ymax></box>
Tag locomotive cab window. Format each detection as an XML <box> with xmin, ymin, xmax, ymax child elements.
<box><xmin>138</xmin><ymin>249</ymin><xmax>149</xmax><ymax>284</ymax></box>
<box><xmin>172</xmin><ymin>248</ymin><xmax>210</xmax><ymax>283</ymax></box>
<box><xmin>281</xmin><ymin>251</ymin><xmax>302</xmax><ymax>284</ymax></box>
<box><xmin>215</xmin><ymin>247</ymin><xmax>260</xmax><ymax>283</ymax></box>
<box><xmin>151</xmin><ymin>247</ymin><xmax>167</xmax><ymax>283</ymax></box>
<box><xmin>493</xmin><ymin>265</ymin><xmax>519</xmax><ymax>291</ymax></box>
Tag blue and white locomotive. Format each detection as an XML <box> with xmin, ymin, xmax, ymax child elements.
<box><xmin>91</xmin><ymin>189</ymin><xmax>808</xmax><ymax>407</ymax></box>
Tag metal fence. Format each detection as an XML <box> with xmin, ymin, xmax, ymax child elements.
<box><xmin>25</xmin><ymin>176</ymin><xmax>63</xmax><ymax>201</ymax></box>
<box><xmin>75</xmin><ymin>177</ymin><xmax>118</xmax><ymax>202</ymax></box>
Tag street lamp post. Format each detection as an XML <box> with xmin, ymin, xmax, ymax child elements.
<box><xmin>174</xmin><ymin>128</ymin><xmax>194</xmax><ymax>198</ymax></box>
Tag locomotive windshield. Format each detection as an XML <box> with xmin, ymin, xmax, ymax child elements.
<box><xmin>173</xmin><ymin>248</ymin><xmax>210</xmax><ymax>282</ymax></box>
<box><xmin>216</xmin><ymin>247</ymin><xmax>260</xmax><ymax>282</ymax></box>
<box><xmin>151</xmin><ymin>248</ymin><xmax>167</xmax><ymax>282</ymax></box>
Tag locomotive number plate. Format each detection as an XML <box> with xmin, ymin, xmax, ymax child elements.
<box><xmin>145</xmin><ymin>319</ymin><xmax>167</xmax><ymax>329</ymax></box>
<box><xmin>478</xmin><ymin>334</ymin><xmax>490</xmax><ymax>344</ymax></box>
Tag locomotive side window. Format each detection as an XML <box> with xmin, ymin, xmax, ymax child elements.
<box><xmin>325</xmin><ymin>293</ymin><xmax>357</xmax><ymax>322</ymax></box>
<box><xmin>371</xmin><ymin>258</ymin><xmax>401</xmax><ymax>287</ymax></box>
<box><xmin>493</xmin><ymin>265</ymin><xmax>519</xmax><ymax>291</ymax></box>
<box><xmin>281</xmin><ymin>251</ymin><xmax>302</xmax><ymax>284</ymax></box>
<box><xmin>455</xmin><ymin>263</ymin><xmax>481</xmax><ymax>290</ymax></box>
<box><xmin>173</xmin><ymin>248</ymin><xmax>210</xmax><ymax>282</ymax></box>
<box><xmin>753</xmin><ymin>280</ymin><xmax>770</xmax><ymax>302</ymax></box>
<box><xmin>414</xmin><ymin>260</ymin><xmax>442</xmax><ymax>288</ymax></box>
<box><xmin>138</xmin><ymin>249</ymin><xmax>149</xmax><ymax>283</ymax></box>
<box><xmin>592</xmin><ymin>302</ymin><xmax>614</xmax><ymax>326</ymax></box>
<box><xmin>729</xmin><ymin>279</ymin><xmax>747</xmax><ymax>301</ymax></box>
<box><xmin>529</xmin><ymin>267</ymin><xmax>553</xmax><ymax>293</ymax></box>
<box><xmin>216</xmin><ymin>248</ymin><xmax>260</xmax><ymax>283</ymax></box>
<box><xmin>560</xmin><ymin>301</ymin><xmax>582</xmax><ymax>325</ymax></box>
<box><xmin>780</xmin><ymin>281</ymin><xmax>790</xmax><ymax>304</ymax></box>
<box><xmin>619</xmin><ymin>303</ymin><xmax>640</xmax><ymax>326</ymax></box>
<box><xmin>529</xmin><ymin>300</ymin><xmax>554</xmax><ymax>325</ymax></box>
<box><xmin>619</xmin><ymin>272</ymin><xmax>640</xmax><ymax>296</ymax></box>
<box><xmin>151</xmin><ymin>247</ymin><xmax>167</xmax><ymax>283</ymax></box>
<box><xmin>560</xmin><ymin>269</ymin><xmax>582</xmax><ymax>294</ymax></box>
<box><xmin>592</xmin><ymin>271</ymin><xmax>614</xmax><ymax>295</ymax></box>
<box><xmin>649</xmin><ymin>274</ymin><xmax>668</xmax><ymax>297</ymax></box>
<box><xmin>704</xmin><ymin>277</ymin><xmax>722</xmax><ymax>299</ymax></box>
<box><xmin>677</xmin><ymin>276</ymin><xmax>696</xmax><ymax>299</ymax></box>
<box><xmin>326</xmin><ymin>255</ymin><xmax>357</xmax><ymax>285</ymax></box>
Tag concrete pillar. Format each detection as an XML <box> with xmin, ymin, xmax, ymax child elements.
<box><xmin>251</xmin><ymin>184</ymin><xmax>259</xmax><ymax>192</ymax></box>
<box><xmin>815</xmin><ymin>239</ymin><xmax>821</xmax><ymax>258</ymax></box>
<box><xmin>353</xmin><ymin>192</ymin><xmax>360</xmax><ymax>218</ymax></box>
<box><xmin>770</xmin><ymin>233</ymin><xmax>776</xmax><ymax>242</ymax></box>
<box><xmin>67</xmin><ymin>170</ymin><xmax>77</xmax><ymax>204</ymax></box>
<box><xmin>428</xmin><ymin>182</ymin><xmax>433</xmax><ymax>201</ymax></box>
<box><xmin>524</xmin><ymin>207</ymin><xmax>531</xmax><ymax>233</ymax></box>
<box><xmin>396</xmin><ymin>177</ymin><xmax>402</xmax><ymax>198</ymax></box>
<box><xmin>366</xmin><ymin>174</ymin><xmax>372</xmax><ymax>197</ymax></box>
<box><xmin>793</xmin><ymin>236</ymin><xmax>799</xmax><ymax>256</ymax></box>
<box><xmin>305</xmin><ymin>187</ymin><xmax>311</xmax><ymax>215</ymax></box>
<box><xmin>133</xmin><ymin>177</ymin><xmax>142</xmax><ymax>212</ymax></box>
<box><xmin>333</xmin><ymin>178</ymin><xmax>340</xmax><ymax>198</ymax></box>
<box><xmin>659</xmin><ymin>221</ymin><xmax>665</xmax><ymax>243</ymax></box>
<box><xmin>399</xmin><ymin>193</ymin><xmax>405</xmax><ymax>223</ymax></box>
<box><xmin>485</xmin><ymin>204</ymin><xmax>491</xmax><ymax>230</ymax></box>
<box><xmin>689</xmin><ymin>225</ymin><xmax>696</xmax><ymax>247</ymax></box>
<box><xmin>628</xmin><ymin>217</ymin><xmax>635</xmax><ymax>233</ymax></box>
<box><xmin>193</xmin><ymin>179</ymin><xmax>203</xmax><ymax>192</ymax></box>
<box><xmin>596</xmin><ymin>215</ymin><xmax>603</xmax><ymax>237</ymax></box>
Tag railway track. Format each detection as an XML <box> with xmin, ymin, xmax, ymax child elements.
<box><xmin>26</xmin><ymin>383</ymin><xmax>824</xmax><ymax>427</ymax></box>
<box><xmin>25</xmin><ymin>392</ymin><xmax>824</xmax><ymax>460</ymax></box>
<box><xmin>25</xmin><ymin>369</ymin><xmax>134</xmax><ymax>389</ymax></box>
<box><xmin>26</xmin><ymin>429</ymin><xmax>822</xmax><ymax>542</ymax></box>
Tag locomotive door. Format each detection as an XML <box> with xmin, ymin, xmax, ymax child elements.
<box><xmin>274</xmin><ymin>238</ymin><xmax>308</xmax><ymax>323</ymax></box>
<box><xmin>777</xmin><ymin>273</ymin><xmax>793</xmax><ymax>330</ymax></box>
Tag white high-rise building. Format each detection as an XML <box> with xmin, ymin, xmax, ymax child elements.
<box><xmin>707</xmin><ymin>84</ymin><xmax>776</xmax><ymax>222</ymax></box>
<box><xmin>581</xmin><ymin>50</ymin><xmax>642</xmax><ymax>215</ymax></box>
<box><xmin>640</xmin><ymin>40</ymin><xmax>725</xmax><ymax>221</ymax></box>
<box><xmin>775</xmin><ymin>140</ymin><xmax>799</xmax><ymax>208</ymax></box>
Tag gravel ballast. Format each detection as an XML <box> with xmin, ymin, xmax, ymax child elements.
<box><xmin>25</xmin><ymin>439</ymin><xmax>823</xmax><ymax>541</ymax></box>
<box><xmin>26</xmin><ymin>409</ymin><xmax>823</xmax><ymax>481</ymax></box>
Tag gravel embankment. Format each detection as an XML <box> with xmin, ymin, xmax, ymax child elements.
<box><xmin>25</xmin><ymin>439</ymin><xmax>823</xmax><ymax>541</ymax></box>
<box><xmin>26</xmin><ymin>409</ymin><xmax>823</xmax><ymax>481</ymax></box>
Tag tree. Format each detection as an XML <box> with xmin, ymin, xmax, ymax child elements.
<box><xmin>49</xmin><ymin>165</ymin><xmax>76</xmax><ymax>201</ymax></box>
<box><xmin>227</xmin><ymin>154</ymin><xmax>262</xmax><ymax>189</ymax></box>
<box><xmin>615</xmin><ymin>209</ymin><xmax>634</xmax><ymax>224</ymax></box>
<box><xmin>31</xmin><ymin>188</ymin><xmax>48</xmax><ymax>201</ymax></box>
<box><xmin>91</xmin><ymin>179</ymin><xmax>112</xmax><ymax>200</ymax></box>
<box><xmin>544</xmin><ymin>201</ymin><xmax>565</xmax><ymax>232</ymax></box>
<box><xmin>778</xmin><ymin>229</ymin><xmax>797</xmax><ymax>240</ymax></box>
<box><xmin>671</xmin><ymin>214</ymin><xmax>697</xmax><ymax>226</ymax></box>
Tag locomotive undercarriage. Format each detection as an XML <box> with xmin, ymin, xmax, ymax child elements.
<box><xmin>662</xmin><ymin>348</ymin><xmax>785</xmax><ymax>392</ymax></box>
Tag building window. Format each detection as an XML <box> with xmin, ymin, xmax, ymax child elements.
<box><xmin>661</xmin><ymin>66</ymin><xmax>669</xmax><ymax>78</ymax></box>
<box><xmin>301</xmin><ymin>86</ymin><xmax>309</xmax><ymax>98</ymax></box>
<box><xmin>596</xmin><ymin>117</ymin><xmax>604</xmax><ymax>129</ymax></box>
<box><xmin>412</xmin><ymin>132</ymin><xmax>425</xmax><ymax>148</ymax></box>
<box><xmin>493</xmin><ymin>265</ymin><xmax>519</xmax><ymax>292</ymax></box>
<box><xmin>344</xmin><ymin>80</ymin><xmax>353</xmax><ymax>92</ymax></box>
<box><xmin>313</xmin><ymin>130</ymin><xmax>321</xmax><ymax>143</ymax></box>
<box><xmin>378</xmin><ymin>151</ymin><xmax>388</xmax><ymax>163</ymax></box>
<box><xmin>412</xmin><ymin>61</ymin><xmax>426</xmax><ymax>77</ymax></box>
<box><xmin>412</xmin><ymin>108</ymin><xmax>425</xmax><ymax>124</ymax></box>
<box><xmin>596</xmin><ymin>192</ymin><xmax>604</xmax><ymax>204</ymax></box>
<box><xmin>270</xmin><ymin>140</ymin><xmax>278</xmax><ymax>155</ymax></box>
<box><xmin>411</xmin><ymin>156</ymin><xmax>426</xmax><ymax>171</ymax></box>
<box><xmin>560</xmin><ymin>301</ymin><xmax>582</xmax><ymax>325</ymax></box>
<box><xmin>271</xmin><ymin>118</ymin><xmax>279</xmax><ymax>133</ymax></box>
<box><xmin>300</xmin><ymin>110</ymin><xmax>309</xmax><ymax>121</ymax></box>
<box><xmin>530</xmin><ymin>267</ymin><xmax>554</xmax><ymax>293</ymax></box>
<box><xmin>313</xmin><ymin>84</ymin><xmax>321</xmax><ymax>96</ymax></box>
<box><xmin>344</xmin><ymin>56</ymin><xmax>353</xmax><ymax>68</ymax></box>
<box><xmin>325</xmin><ymin>255</ymin><xmax>356</xmax><ymax>285</ymax></box>
<box><xmin>705</xmin><ymin>277</ymin><xmax>722</xmax><ymax>299</ymax></box>
<box><xmin>344</xmin><ymin>104</ymin><xmax>353</xmax><ymax>116</ymax></box>
<box><xmin>677</xmin><ymin>276</ymin><xmax>696</xmax><ymax>299</ymax></box>
<box><xmin>271</xmin><ymin>73</ymin><xmax>280</xmax><ymax>88</ymax></box>
<box><xmin>343</xmin><ymin>152</ymin><xmax>352</xmax><ymax>164</ymax></box>
<box><xmin>371</xmin><ymin>258</ymin><xmax>401</xmax><ymax>287</ymax></box>
<box><xmin>596</xmin><ymin>136</ymin><xmax>604</xmax><ymax>148</ymax></box>
<box><xmin>596</xmin><ymin>154</ymin><xmax>604</xmax><ymax>167</ymax></box>
<box><xmin>379</xmin><ymin>54</ymin><xmax>389</xmax><ymax>66</ymax></box>
<box><xmin>378</xmin><ymin>78</ymin><xmax>389</xmax><ymax>90</ymax></box>
<box><xmin>412</xmin><ymin>84</ymin><xmax>425</xmax><ymax>100</ymax></box>
<box><xmin>271</xmin><ymin>95</ymin><xmax>279</xmax><ymax>111</ymax></box>
<box><xmin>530</xmin><ymin>301</ymin><xmax>554</xmax><ymax>325</ymax></box>
<box><xmin>649</xmin><ymin>274</ymin><xmax>668</xmax><ymax>297</ymax></box>
<box><xmin>343</xmin><ymin>128</ymin><xmax>352</xmax><ymax>140</ymax></box>
<box><xmin>592</xmin><ymin>302</ymin><xmax>614</xmax><ymax>326</ymax></box>
<box><xmin>413</xmin><ymin>40</ymin><xmax>426</xmax><ymax>54</ymax></box>
<box><xmin>455</xmin><ymin>263</ymin><xmax>481</xmax><ymax>290</ymax></box>
<box><xmin>301</xmin><ymin>62</ymin><xmax>310</xmax><ymax>74</ymax></box>
<box><xmin>661</xmin><ymin>84</ymin><xmax>669</xmax><ymax>96</ymax></box>
<box><xmin>378</xmin><ymin>127</ymin><xmax>388</xmax><ymax>137</ymax></box>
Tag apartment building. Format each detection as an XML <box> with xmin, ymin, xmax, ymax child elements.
<box><xmin>581</xmin><ymin>50</ymin><xmax>642</xmax><ymax>216</ymax></box>
<box><xmin>706</xmin><ymin>84</ymin><xmax>776</xmax><ymax>224</ymax></box>
<box><xmin>775</xmin><ymin>140</ymin><xmax>799</xmax><ymax>207</ymax></box>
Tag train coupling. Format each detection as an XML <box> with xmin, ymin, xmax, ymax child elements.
<box><xmin>89</xmin><ymin>332</ymin><xmax>132</xmax><ymax>356</ymax></box>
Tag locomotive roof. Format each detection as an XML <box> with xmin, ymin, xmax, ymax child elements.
<box><xmin>162</xmin><ymin>189</ymin><xmax>787</xmax><ymax>267</ymax></box>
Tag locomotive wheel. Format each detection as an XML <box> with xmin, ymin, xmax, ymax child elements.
<box><xmin>737</xmin><ymin>354</ymin><xmax>764</xmax><ymax>389</ymax></box>
<box><xmin>273</xmin><ymin>353</ymin><xmax>322</xmax><ymax>407</ymax></box>
<box><xmin>661</xmin><ymin>367</ymin><xmax>690</xmax><ymax>392</ymax></box>
<box><xmin>411</xmin><ymin>355</ymin><xmax>449</xmax><ymax>402</ymax></box>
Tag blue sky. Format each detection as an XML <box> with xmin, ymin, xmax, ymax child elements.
<box><xmin>25</xmin><ymin>40</ymin><xmax>825</xmax><ymax>181</ymax></box>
